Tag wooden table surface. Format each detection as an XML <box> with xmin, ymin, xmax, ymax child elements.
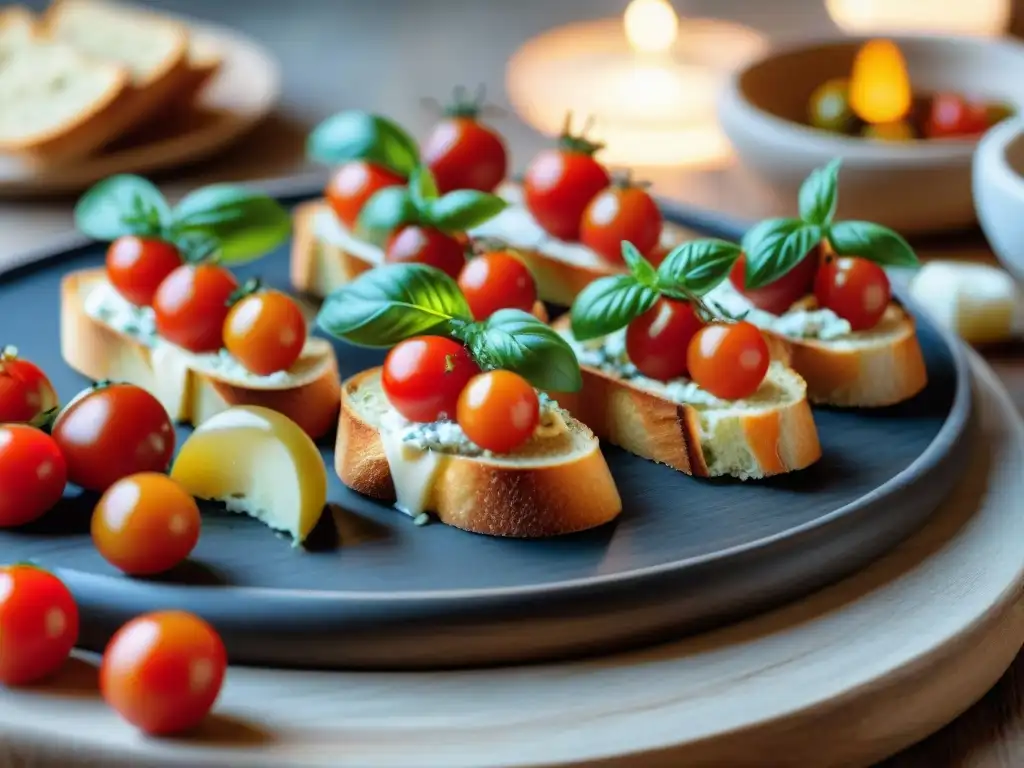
<box><xmin>6</xmin><ymin>1</ymin><xmax>1024</xmax><ymax>765</ymax></box>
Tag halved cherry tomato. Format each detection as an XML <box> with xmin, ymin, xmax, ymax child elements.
<box><xmin>728</xmin><ymin>249</ymin><xmax>821</xmax><ymax>315</ymax></box>
<box><xmin>0</xmin><ymin>425</ymin><xmax>66</xmax><ymax>527</ymax></box>
<box><xmin>105</xmin><ymin>236</ymin><xmax>182</xmax><ymax>307</ymax></box>
<box><xmin>223</xmin><ymin>289</ymin><xmax>307</xmax><ymax>376</ymax></box>
<box><xmin>385</xmin><ymin>225</ymin><xmax>466</xmax><ymax>280</ymax></box>
<box><xmin>580</xmin><ymin>183</ymin><xmax>662</xmax><ymax>264</ymax></box>
<box><xmin>687</xmin><ymin>321</ymin><xmax>770</xmax><ymax>400</ymax></box>
<box><xmin>925</xmin><ymin>93</ymin><xmax>990</xmax><ymax>139</ymax></box>
<box><xmin>457</xmin><ymin>370</ymin><xmax>539</xmax><ymax>454</ymax></box>
<box><xmin>0</xmin><ymin>565</ymin><xmax>78</xmax><ymax>685</ymax></box>
<box><xmin>101</xmin><ymin>610</ymin><xmax>226</xmax><ymax>735</ymax></box>
<box><xmin>51</xmin><ymin>383</ymin><xmax>175</xmax><ymax>493</ymax></box>
<box><xmin>382</xmin><ymin>336</ymin><xmax>480</xmax><ymax>422</ymax></box>
<box><xmin>814</xmin><ymin>256</ymin><xmax>891</xmax><ymax>331</ymax></box>
<box><xmin>0</xmin><ymin>347</ymin><xmax>58</xmax><ymax>424</ymax></box>
<box><xmin>424</xmin><ymin>115</ymin><xmax>507</xmax><ymax>194</ymax></box>
<box><xmin>326</xmin><ymin>161</ymin><xmax>406</xmax><ymax>230</ymax></box>
<box><xmin>457</xmin><ymin>250</ymin><xmax>537</xmax><ymax>320</ymax></box>
<box><xmin>153</xmin><ymin>264</ymin><xmax>239</xmax><ymax>353</ymax></box>
<box><xmin>92</xmin><ymin>473</ymin><xmax>200</xmax><ymax>576</ymax></box>
<box><xmin>625</xmin><ymin>298</ymin><xmax>704</xmax><ymax>381</ymax></box>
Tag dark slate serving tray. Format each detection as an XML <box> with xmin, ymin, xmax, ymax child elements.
<box><xmin>0</xmin><ymin>192</ymin><xmax>973</xmax><ymax>670</ymax></box>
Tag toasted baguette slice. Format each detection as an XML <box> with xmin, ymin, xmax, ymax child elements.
<box><xmin>337</xmin><ymin>368</ymin><xmax>623</xmax><ymax>538</ymax></box>
<box><xmin>0</xmin><ymin>6</ymin><xmax>38</xmax><ymax>51</ymax></box>
<box><xmin>61</xmin><ymin>269</ymin><xmax>341</xmax><ymax>439</ymax></box>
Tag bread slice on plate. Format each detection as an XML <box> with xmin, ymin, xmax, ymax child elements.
<box><xmin>61</xmin><ymin>268</ymin><xmax>341</xmax><ymax>439</ymax></box>
<box><xmin>337</xmin><ymin>368</ymin><xmax>623</xmax><ymax>537</ymax></box>
<box><xmin>0</xmin><ymin>6</ymin><xmax>38</xmax><ymax>51</ymax></box>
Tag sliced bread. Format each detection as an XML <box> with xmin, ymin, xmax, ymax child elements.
<box><xmin>0</xmin><ymin>6</ymin><xmax>38</xmax><ymax>52</ymax></box>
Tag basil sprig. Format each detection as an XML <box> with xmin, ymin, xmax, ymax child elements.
<box><xmin>306</xmin><ymin>110</ymin><xmax>419</xmax><ymax>177</ymax></box>
<box><xmin>74</xmin><ymin>175</ymin><xmax>292</xmax><ymax>265</ymax></box>
<box><xmin>317</xmin><ymin>263</ymin><xmax>581</xmax><ymax>392</ymax></box>
<box><xmin>570</xmin><ymin>239</ymin><xmax>741</xmax><ymax>341</ymax></box>
<box><xmin>740</xmin><ymin>158</ymin><xmax>918</xmax><ymax>290</ymax></box>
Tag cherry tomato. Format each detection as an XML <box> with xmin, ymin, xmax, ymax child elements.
<box><xmin>579</xmin><ymin>184</ymin><xmax>662</xmax><ymax>264</ymax></box>
<box><xmin>0</xmin><ymin>565</ymin><xmax>78</xmax><ymax>685</ymax></box>
<box><xmin>925</xmin><ymin>93</ymin><xmax>990</xmax><ymax>139</ymax></box>
<box><xmin>728</xmin><ymin>249</ymin><xmax>821</xmax><ymax>315</ymax></box>
<box><xmin>153</xmin><ymin>264</ymin><xmax>239</xmax><ymax>353</ymax></box>
<box><xmin>105</xmin><ymin>236</ymin><xmax>182</xmax><ymax>307</ymax></box>
<box><xmin>0</xmin><ymin>425</ymin><xmax>66</xmax><ymax>527</ymax></box>
<box><xmin>457</xmin><ymin>370</ymin><xmax>539</xmax><ymax>454</ymax></box>
<box><xmin>92</xmin><ymin>473</ymin><xmax>200</xmax><ymax>576</ymax></box>
<box><xmin>382</xmin><ymin>336</ymin><xmax>480</xmax><ymax>422</ymax></box>
<box><xmin>101</xmin><ymin>610</ymin><xmax>226</xmax><ymax>736</ymax></box>
<box><xmin>625</xmin><ymin>298</ymin><xmax>704</xmax><ymax>381</ymax></box>
<box><xmin>457</xmin><ymin>251</ymin><xmax>537</xmax><ymax>320</ymax></box>
<box><xmin>814</xmin><ymin>256</ymin><xmax>891</xmax><ymax>331</ymax></box>
<box><xmin>325</xmin><ymin>160</ymin><xmax>406</xmax><ymax>230</ymax></box>
<box><xmin>0</xmin><ymin>347</ymin><xmax>58</xmax><ymax>424</ymax></box>
<box><xmin>424</xmin><ymin>115</ymin><xmax>507</xmax><ymax>194</ymax></box>
<box><xmin>51</xmin><ymin>383</ymin><xmax>175</xmax><ymax>493</ymax></box>
<box><xmin>223</xmin><ymin>289</ymin><xmax>307</xmax><ymax>376</ymax></box>
<box><xmin>385</xmin><ymin>226</ymin><xmax>467</xmax><ymax>280</ymax></box>
<box><xmin>687</xmin><ymin>321</ymin><xmax>770</xmax><ymax>400</ymax></box>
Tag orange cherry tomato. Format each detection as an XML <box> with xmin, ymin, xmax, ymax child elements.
<box><xmin>153</xmin><ymin>264</ymin><xmax>239</xmax><ymax>353</ymax></box>
<box><xmin>625</xmin><ymin>298</ymin><xmax>704</xmax><ymax>381</ymax></box>
<box><xmin>457</xmin><ymin>250</ymin><xmax>537</xmax><ymax>320</ymax></box>
<box><xmin>51</xmin><ymin>383</ymin><xmax>175</xmax><ymax>493</ymax></box>
<box><xmin>0</xmin><ymin>425</ymin><xmax>66</xmax><ymax>528</ymax></box>
<box><xmin>101</xmin><ymin>610</ymin><xmax>226</xmax><ymax>736</ymax></box>
<box><xmin>105</xmin><ymin>236</ymin><xmax>182</xmax><ymax>307</ymax></box>
<box><xmin>385</xmin><ymin>225</ymin><xmax>467</xmax><ymax>280</ymax></box>
<box><xmin>580</xmin><ymin>184</ymin><xmax>662</xmax><ymax>264</ymax></box>
<box><xmin>457</xmin><ymin>370</ymin><xmax>539</xmax><ymax>454</ymax></box>
<box><xmin>424</xmin><ymin>116</ymin><xmax>508</xmax><ymax>194</ymax></box>
<box><xmin>325</xmin><ymin>160</ymin><xmax>406</xmax><ymax>230</ymax></box>
<box><xmin>814</xmin><ymin>256</ymin><xmax>891</xmax><ymax>331</ymax></box>
<box><xmin>523</xmin><ymin>140</ymin><xmax>610</xmax><ymax>241</ymax></box>
<box><xmin>0</xmin><ymin>347</ymin><xmax>58</xmax><ymax>424</ymax></box>
<box><xmin>92</xmin><ymin>473</ymin><xmax>200</xmax><ymax>576</ymax></box>
<box><xmin>728</xmin><ymin>249</ymin><xmax>821</xmax><ymax>315</ymax></box>
<box><xmin>0</xmin><ymin>565</ymin><xmax>78</xmax><ymax>685</ymax></box>
<box><xmin>382</xmin><ymin>336</ymin><xmax>481</xmax><ymax>423</ymax></box>
<box><xmin>687</xmin><ymin>321</ymin><xmax>770</xmax><ymax>400</ymax></box>
<box><xmin>223</xmin><ymin>289</ymin><xmax>307</xmax><ymax>376</ymax></box>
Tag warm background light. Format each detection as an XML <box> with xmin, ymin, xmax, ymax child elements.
<box><xmin>849</xmin><ymin>39</ymin><xmax>912</xmax><ymax>123</ymax></box>
<box><xmin>825</xmin><ymin>0</ymin><xmax>1010</xmax><ymax>37</ymax></box>
<box><xmin>623</xmin><ymin>0</ymin><xmax>679</xmax><ymax>54</ymax></box>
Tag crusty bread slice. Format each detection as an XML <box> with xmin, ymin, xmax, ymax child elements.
<box><xmin>61</xmin><ymin>268</ymin><xmax>341</xmax><ymax>439</ymax></box>
<box><xmin>0</xmin><ymin>6</ymin><xmax>38</xmax><ymax>51</ymax></box>
<box><xmin>337</xmin><ymin>368</ymin><xmax>623</xmax><ymax>538</ymax></box>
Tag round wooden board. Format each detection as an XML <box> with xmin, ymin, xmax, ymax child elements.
<box><xmin>0</xmin><ymin>347</ymin><xmax>1019</xmax><ymax>768</ymax></box>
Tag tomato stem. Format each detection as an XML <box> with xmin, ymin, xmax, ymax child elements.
<box><xmin>226</xmin><ymin>277</ymin><xmax>262</xmax><ymax>307</ymax></box>
<box><xmin>557</xmin><ymin>111</ymin><xmax>605</xmax><ymax>156</ymax></box>
<box><xmin>423</xmin><ymin>84</ymin><xmax>505</xmax><ymax>120</ymax></box>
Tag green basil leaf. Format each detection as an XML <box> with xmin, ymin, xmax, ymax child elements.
<box><xmin>569</xmin><ymin>275</ymin><xmax>659</xmax><ymax>342</ymax></box>
<box><xmin>317</xmin><ymin>263</ymin><xmax>471</xmax><ymax>347</ymax></box>
<box><xmin>828</xmin><ymin>220</ymin><xmax>919</xmax><ymax>267</ymax></box>
<box><xmin>74</xmin><ymin>175</ymin><xmax>171</xmax><ymax>240</ymax></box>
<box><xmin>621</xmin><ymin>241</ymin><xmax>658</xmax><ymax>287</ymax></box>
<box><xmin>657</xmin><ymin>239</ymin><xmax>742</xmax><ymax>296</ymax></box>
<box><xmin>741</xmin><ymin>218</ymin><xmax>821</xmax><ymax>290</ymax></box>
<box><xmin>409</xmin><ymin>165</ymin><xmax>439</xmax><ymax>213</ymax></box>
<box><xmin>463</xmin><ymin>309</ymin><xmax>582</xmax><ymax>392</ymax></box>
<box><xmin>798</xmin><ymin>158</ymin><xmax>842</xmax><ymax>227</ymax></box>
<box><xmin>170</xmin><ymin>185</ymin><xmax>291</xmax><ymax>264</ymax></box>
<box><xmin>425</xmin><ymin>190</ymin><xmax>507</xmax><ymax>232</ymax></box>
<box><xmin>306</xmin><ymin>111</ymin><xmax>419</xmax><ymax>176</ymax></box>
<box><xmin>356</xmin><ymin>186</ymin><xmax>420</xmax><ymax>244</ymax></box>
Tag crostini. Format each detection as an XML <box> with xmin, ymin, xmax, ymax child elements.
<box><xmin>318</xmin><ymin>262</ymin><xmax>622</xmax><ymax>537</ymax></box>
<box><xmin>557</xmin><ymin>239</ymin><xmax>821</xmax><ymax>480</ymax></box>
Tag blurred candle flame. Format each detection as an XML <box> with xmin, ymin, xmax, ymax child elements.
<box><xmin>623</xmin><ymin>0</ymin><xmax>679</xmax><ymax>54</ymax></box>
<box><xmin>849</xmin><ymin>39</ymin><xmax>912</xmax><ymax>123</ymax></box>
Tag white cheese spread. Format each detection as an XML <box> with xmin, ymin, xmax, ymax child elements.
<box><xmin>704</xmin><ymin>281</ymin><xmax>852</xmax><ymax>341</ymax></box>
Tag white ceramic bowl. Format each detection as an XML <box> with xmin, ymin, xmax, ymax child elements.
<box><xmin>974</xmin><ymin>117</ymin><xmax>1024</xmax><ymax>281</ymax></box>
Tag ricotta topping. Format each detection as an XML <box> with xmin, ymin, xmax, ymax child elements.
<box><xmin>704</xmin><ymin>281</ymin><xmax>852</xmax><ymax>341</ymax></box>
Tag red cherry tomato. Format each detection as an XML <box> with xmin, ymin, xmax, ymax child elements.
<box><xmin>382</xmin><ymin>336</ymin><xmax>481</xmax><ymax>423</ymax></box>
<box><xmin>0</xmin><ymin>565</ymin><xmax>78</xmax><ymax>685</ymax></box>
<box><xmin>457</xmin><ymin>251</ymin><xmax>538</xmax><ymax>320</ymax></box>
<box><xmin>92</xmin><ymin>473</ymin><xmax>201</xmax><ymax>576</ymax></box>
<box><xmin>153</xmin><ymin>264</ymin><xmax>239</xmax><ymax>353</ymax></box>
<box><xmin>457</xmin><ymin>370</ymin><xmax>539</xmax><ymax>454</ymax></box>
<box><xmin>51</xmin><ymin>383</ymin><xmax>175</xmax><ymax>493</ymax></box>
<box><xmin>925</xmin><ymin>93</ymin><xmax>990</xmax><ymax>139</ymax></box>
<box><xmin>625</xmin><ymin>298</ymin><xmax>704</xmax><ymax>381</ymax></box>
<box><xmin>728</xmin><ymin>249</ymin><xmax>821</xmax><ymax>315</ymax></box>
<box><xmin>0</xmin><ymin>425</ymin><xmax>66</xmax><ymax>528</ymax></box>
<box><xmin>814</xmin><ymin>256</ymin><xmax>891</xmax><ymax>331</ymax></box>
<box><xmin>580</xmin><ymin>184</ymin><xmax>662</xmax><ymax>264</ymax></box>
<box><xmin>223</xmin><ymin>289</ymin><xmax>307</xmax><ymax>376</ymax></box>
<box><xmin>325</xmin><ymin>160</ymin><xmax>406</xmax><ymax>230</ymax></box>
<box><xmin>101</xmin><ymin>610</ymin><xmax>226</xmax><ymax>736</ymax></box>
<box><xmin>385</xmin><ymin>225</ymin><xmax>466</xmax><ymax>280</ymax></box>
<box><xmin>424</xmin><ymin>116</ymin><xmax>507</xmax><ymax>194</ymax></box>
<box><xmin>523</xmin><ymin>140</ymin><xmax>610</xmax><ymax>241</ymax></box>
<box><xmin>0</xmin><ymin>347</ymin><xmax>59</xmax><ymax>424</ymax></box>
<box><xmin>687</xmin><ymin>321</ymin><xmax>770</xmax><ymax>400</ymax></box>
<box><xmin>105</xmin><ymin>236</ymin><xmax>182</xmax><ymax>307</ymax></box>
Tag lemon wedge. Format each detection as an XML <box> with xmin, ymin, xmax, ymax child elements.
<box><xmin>170</xmin><ymin>406</ymin><xmax>328</xmax><ymax>545</ymax></box>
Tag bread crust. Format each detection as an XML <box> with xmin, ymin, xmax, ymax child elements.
<box><xmin>336</xmin><ymin>369</ymin><xmax>623</xmax><ymax>538</ymax></box>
